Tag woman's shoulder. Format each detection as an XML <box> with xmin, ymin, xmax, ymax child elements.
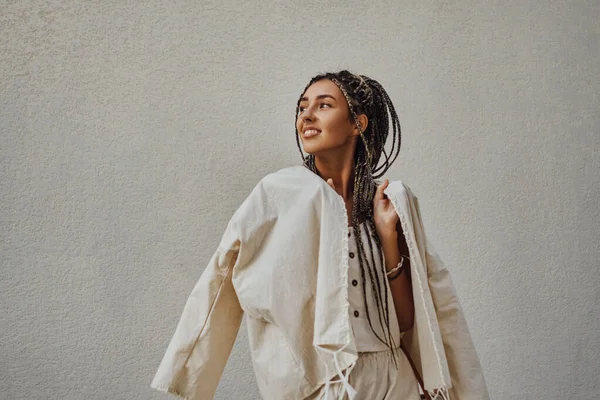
<box><xmin>235</xmin><ymin>165</ymin><xmax>325</xmax><ymax>214</ymax></box>
<box><xmin>261</xmin><ymin>165</ymin><xmax>317</xmax><ymax>183</ymax></box>
<box><xmin>257</xmin><ymin>165</ymin><xmax>327</xmax><ymax>196</ymax></box>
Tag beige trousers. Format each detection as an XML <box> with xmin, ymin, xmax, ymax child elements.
<box><xmin>306</xmin><ymin>348</ymin><xmax>422</xmax><ymax>400</ymax></box>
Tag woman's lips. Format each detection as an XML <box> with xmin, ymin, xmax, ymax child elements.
<box><xmin>303</xmin><ymin>129</ymin><xmax>321</xmax><ymax>138</ymax></box>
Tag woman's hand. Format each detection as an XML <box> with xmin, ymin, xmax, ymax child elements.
<box><xmin>325</xmin><ymin>177</ymin><xmax>398</xmax><ymax>238</ymax></box>
<box><xmin>373</xmin><ymin>179</ymin><xmax>399</xmax><ymax>238</ymax></box>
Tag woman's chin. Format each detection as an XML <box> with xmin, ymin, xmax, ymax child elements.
<box><xmin>301</xmin><ymin>144</ymin><xmax>319</xmax><ymax>154</ymax></box>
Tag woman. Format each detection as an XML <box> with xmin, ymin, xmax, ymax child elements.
<box><xmin>296</xmin><ymin>71</ymin><xmax>421</xmax><ymax>399</ymax></box>
<box><xmin>150</xmin><ymin>71</ymin><xmax>488</xmax><ymax>400</ymax></box>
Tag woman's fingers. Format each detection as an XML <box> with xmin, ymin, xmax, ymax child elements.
<box><xmin>327</xmin><ymin>178</ymin><xmax>335</xmax><ymax>190</ymax></box>
<box><xmin>375</xmin><ymin>179</ymin><xmax>389</xmax><ymax>200</ymax></box>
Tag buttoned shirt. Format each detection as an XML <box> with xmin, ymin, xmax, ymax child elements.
<box><xmin>347</xmin><ymin>224</ymin><xmax>402</xmax><ymax>352</ymax></box>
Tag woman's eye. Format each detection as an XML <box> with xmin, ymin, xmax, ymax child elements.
<box><xmin>298</xmin><ymin>103</ymin><xmax>330</xmax><ymax>113</ymax></box>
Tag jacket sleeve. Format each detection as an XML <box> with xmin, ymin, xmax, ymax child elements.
<box><xmin>419</xmin><ymin>196</ymin><xmax>490</xmax><ymax>399</ymax></box>
<box><xmin>150</xmin><ymin>216</ymin><xmax>244</xmax><ymax>400</ymax></box>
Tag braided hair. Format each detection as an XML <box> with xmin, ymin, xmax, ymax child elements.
<box><xmin>294</xmin><ymin>70</ymin><xmax>404</xmax><ymax>367</ymax></box>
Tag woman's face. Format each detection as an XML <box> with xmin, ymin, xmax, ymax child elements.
<box><xmin>296</xmin><ymin>79</ymin><xmax>359</xmax><ymax>155</ymax></box>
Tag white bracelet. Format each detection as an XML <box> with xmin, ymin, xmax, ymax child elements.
<box><xmin>386</xmin><ymin>254</ymin><xmax>409</xmax><ymax>277</ymax></box>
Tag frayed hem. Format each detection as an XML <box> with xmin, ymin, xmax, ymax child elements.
<box><xmin>150</xmin><ymin>384</ymin><xmax>191</xmax><ymax>400</ymax></box>
<box><xmin>427</xmin><ymin>387</ymin><xmax>450</xmax><ymax>400</ymax></box>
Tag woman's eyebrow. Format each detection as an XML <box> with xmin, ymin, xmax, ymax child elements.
<box><xmin>300</xmin><ymin>94</ymin><xmax>337</xmax><ymax>102</ymax></box>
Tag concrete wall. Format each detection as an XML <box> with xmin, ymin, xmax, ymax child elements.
<box><xmin>1</xmin><ymin>1</ymin><xmax>598</xmax><ymax>399</ymax></box>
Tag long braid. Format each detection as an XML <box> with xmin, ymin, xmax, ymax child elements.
<box><xmin>294</xmin><ymin>70</ymin><xmax>404</xmax><ymax>367</ymax></box>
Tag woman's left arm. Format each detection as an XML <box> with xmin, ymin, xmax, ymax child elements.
<box><xmin>379</xmin><ymin>221</ymin><xmax>415</xmax><ymax>332</ymax></box>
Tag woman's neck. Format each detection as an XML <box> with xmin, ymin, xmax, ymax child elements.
<box><xmin>314</xmin><ymin>155</ymin><xmax>355</xmax><ymax>201</ymax></box>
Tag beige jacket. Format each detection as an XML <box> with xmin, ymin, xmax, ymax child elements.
<box><xmin>150</xmin><ymin>165</ymin><xmax>489</xmax><ymax>400</ymax></box>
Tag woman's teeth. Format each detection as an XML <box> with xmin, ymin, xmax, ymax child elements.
<box><xmin>304</xmin><ymin>129</ymin><xmax>320</xmax><ymax>137</ymax></box>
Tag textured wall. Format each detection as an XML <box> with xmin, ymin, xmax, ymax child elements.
<box><xmin>1</xmin><ymin>1</ymin><xmax>598</xmax><ymax>399</ymax></box>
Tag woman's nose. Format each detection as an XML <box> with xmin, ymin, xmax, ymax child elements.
<box><xmin>302</xmin><ymin>106</ymin><xmax>315</xmax><ymax>120</ymax></box>
<box><xmin>302</xmin><ymin>113</ymin><xmax>313</xmax><ymax>122</ymax></box>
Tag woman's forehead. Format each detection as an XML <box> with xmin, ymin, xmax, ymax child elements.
<box><xmin>301</xmin><ymin>79</ymin><xmax>343</xmax><ymax>100</ymax></box>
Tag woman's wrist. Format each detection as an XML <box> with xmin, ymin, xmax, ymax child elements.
<box><xmin>378</xmin><ymin>229</ymin><xmax>402</xmax><ymax>273</ymax></box>
<box><xmin>376</xmin><ymin>226</ymin><xmax>397</xmax><ymax>244</ymax></box>
<box><xmin>386</xmin><ymin>255</ymin><xmax>410</xmax><ymax>280</ymax></box>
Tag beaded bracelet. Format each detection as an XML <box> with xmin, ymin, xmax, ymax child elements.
<box><xmin>386</xmin><ymin>254</ymin><xmax>409</xmax><ymax>280</ymax></box>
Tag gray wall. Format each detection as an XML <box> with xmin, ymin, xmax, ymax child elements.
<box><xmin>1</xmin><ymin>1</ymin><xmax>598</xmax><ymax>399</ymax></box>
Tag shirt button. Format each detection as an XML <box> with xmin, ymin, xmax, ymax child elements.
<box><xmin>352</xmin><ymin>279</ymin><xmax>358</xmax><ymax>287</ymax></box>
<box><xmin>348</xmin><ymin>232</ymin><xmax>351</xmax><ymax>237</ymax></box>
<box><xmin>354</xmin><ymin>310</ymin><xmax>360</xmax><ymax>317</ymax></box>
<box><xmin>349</xmin><ymin>252</ymin><xmax>355</xmax><ymax>258</ymax></box>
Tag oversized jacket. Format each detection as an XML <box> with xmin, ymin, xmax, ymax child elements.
<box><xmin>150</xmin><ymin>165</ymin><xmax>489</xmax><ymax>400</ymax></box>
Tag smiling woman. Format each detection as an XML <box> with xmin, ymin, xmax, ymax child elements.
<box><xmin>294</xmin><ymin>71</ymin><xmax>422</xmax><ymax>399</ymax></box>
<box><xmin>150</xmin><ymin>70</ymin><xmax>489</xmax><ymax>400</ymax></box>
<box><xmin>297</xmin><ymin>82</ymin><xmax>363</xmax><ymax>154</ymax></box>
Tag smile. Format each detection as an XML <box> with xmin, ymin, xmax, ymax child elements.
<box><xmin>303</xmin><ymin>129</ymin><xmax>321</xmax><ymax>138</ymax></box>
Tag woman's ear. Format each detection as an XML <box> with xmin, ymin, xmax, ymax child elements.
<box><xmin>354</xmin><ymin>114</ymin><xmax>369</xmax><ymax>135</ymax></box>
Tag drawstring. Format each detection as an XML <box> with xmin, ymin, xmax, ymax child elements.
<box><xmin>317</xmin><ymin>342</ymin><xmax>357</xmax><ymax>400</ymax></box>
